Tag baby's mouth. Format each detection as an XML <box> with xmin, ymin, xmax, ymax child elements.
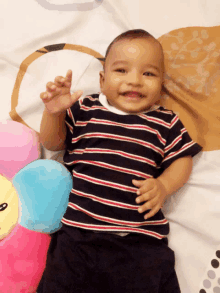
<box><xmin>122</xmin><ymin>91</ymin><xmax>144</xmax><ymax>98</ymax></box>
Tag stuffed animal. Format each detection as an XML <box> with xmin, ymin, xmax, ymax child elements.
<box><xmin>0</xmin><ymin>120</ymin><xmax>72</xmax><ymax>293</ymax></box>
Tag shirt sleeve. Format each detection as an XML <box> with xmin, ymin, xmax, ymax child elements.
<box><xmin>64</xmin><ymin>100</ymin><xmax>81</xmax><ymax>148</ymax></box>
<box><xmin>160</xmin><ymin>114</ymin><xmax>202</xmax><ymax>171</ymax></box>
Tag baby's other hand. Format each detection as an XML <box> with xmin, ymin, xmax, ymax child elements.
<box><xmin>133</xmin><ymin>178</ymin><xmax>167</xmax><ymax>219</ymax></box>
<box><xmin>40</xmin><ymin>70</ymin><xmax>83</xmax><ymax>115</ymax></box>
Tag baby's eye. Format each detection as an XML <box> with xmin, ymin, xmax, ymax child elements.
<box><xmin>0</xmin><ymin>203</ymin><xmax>8</xmax><ymax>212</ymax></box>
<box><xmin>115</xmin><ymin>68</ymin><xmax>126</xmax><ymax>73</ymax></box>
<box><xmin>144</xmin><ymin>72</ymin><xmax>155</xmax><ymax>77</ymax></box>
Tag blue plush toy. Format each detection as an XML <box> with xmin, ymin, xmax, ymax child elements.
<box><xmin>14</xmin><ymin>159</ymin><xmax>72</xmax><ymax>234</ymax></box>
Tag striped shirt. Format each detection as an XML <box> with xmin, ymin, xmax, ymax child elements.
<box><xmin>62</xmin><ymin>94</ymin><xmax>202</xmax><ymax>240</ymax></box>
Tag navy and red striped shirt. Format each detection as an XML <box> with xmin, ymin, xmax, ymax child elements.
<box><xmin>62</xmin><ymin>94</ymin><xmax>202</xmax><ymax>240</ymax></box>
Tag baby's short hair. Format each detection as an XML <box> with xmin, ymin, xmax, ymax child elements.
<box><xmin>104</xmin><ymin>29</ymin><xmax>155</xmax><ymax>60</ymax></box>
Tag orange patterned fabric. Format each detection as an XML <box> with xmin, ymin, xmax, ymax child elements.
<box><xmin>158</xmin><ymin>26</ymin><xmax>220</xmax><ymax>151</ymax></box>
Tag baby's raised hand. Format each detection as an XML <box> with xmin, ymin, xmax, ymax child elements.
<box><xmin>40</xmin><ymin>70</ymin><xmax>83</xmax><ymax>115</ymax></box>
<box><xmin>133</xmin><ymin>178</ymin><xmax>167</xmax><ymax>219</ymax></box>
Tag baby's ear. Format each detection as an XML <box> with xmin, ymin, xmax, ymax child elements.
<box><xmin>99</xmin><ymin>70</ymin><xmax>105</xmax><ymax>90</ymax></box>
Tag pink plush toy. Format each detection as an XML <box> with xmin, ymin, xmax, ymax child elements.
<box><xmin>0</xmin><ymin>121</ymin><xmax>72</xmax><ymax>293</ymax></box>
<box><xmin>0</xmin><ymin>120</ymin><xmax>40</xmax><ymax>180</ymax></box>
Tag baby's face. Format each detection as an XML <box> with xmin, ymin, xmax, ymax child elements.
<box><xmin>100</xmin><ymin>38</ymin><xmax>164</xmax><ymax>114</ymax></box>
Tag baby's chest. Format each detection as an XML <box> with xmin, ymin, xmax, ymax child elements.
<box><xmin>68</xmin><ymin>114</ymin><xmax>167</xmax><ymax>171</ymax></box>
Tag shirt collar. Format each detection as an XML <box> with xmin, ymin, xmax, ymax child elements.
<box><xmin>98</xmin><ymin>93</ymin><xmax>160</xmax><ymax>115</ymax></box>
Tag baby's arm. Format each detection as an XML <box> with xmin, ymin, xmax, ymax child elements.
<box><xmin>133</xmin><ymin>156</ymin><xmax>192</xmax><ymax>219</ymax></box>
<box><xmin>157</xmin><ymin>155</ymin><xmax>192</xmax><ymax>199</ymax></box>
<box><xmin>40</xmin><ymin>70</ymin><xmax>83</xmax><ymax>151</ymax></box>
<box><xmin>40</xmin><ymin>110</ymin><xmax>66</xmax><ymax>151</ymax></box>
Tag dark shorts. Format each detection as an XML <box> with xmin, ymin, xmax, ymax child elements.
<box><xmin>37</xmin><ymin>225</ymin><xmax>180</xmax><ymax>293</ymax></box>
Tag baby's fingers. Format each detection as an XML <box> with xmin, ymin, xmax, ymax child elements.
<box><xmin>138</xmin><ymin>196</ymin><xmax>158</xmax><ymax>213</ymax></box>
<box><xmin>40</xmin><ymin>83</ymin><xmax>60</xmax><ymax>102</ymax></box>
<box><xmin>65</xmin><ymin>70</ymin><xmax>72</xmax><ymax>82</ymax></box>
<box><xmin>143</xmin><ymin>204</ymin><xmax>161</xmax><ymax>220</ymax></box>
<box><xmin>55</xmin><ymin>75</ymin><xmax>71</xmax><ymax>88</ymax></box>
<box><xmin>46</xmin><ymin>81</ymin><xmax>56</xmax><ymax>91</ymax></box>
<box><xmin>46</xmin><ymin>82</ymin><xmax>59</xmax><ymax>96</ymax></box>
<box><xmin>40</xmin><ymin>91</ymin><xmax>56</xmax><ymax>103</ymax></box>
<box><xmin>40</xmin><ymin>91</ymin><xmax>48</xmax><ymax>102</ymax></box>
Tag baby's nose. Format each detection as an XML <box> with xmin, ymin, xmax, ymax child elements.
<box><xmin>126</xmin><ymin>71</ymin><xmax>142</xmax><ymax>85</ymax></box>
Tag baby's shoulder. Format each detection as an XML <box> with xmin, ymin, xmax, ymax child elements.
<box><xmin>142</xmin><ymin>106</ymin><xmax>178</xmax><ymax>125</ymax></box>
<box><xmin>154</xmin><ymin>106</ymin><xmax>176</xmax><ymax>116</ymax></box>
<box><xmin>79</xmin><ymin>93</ymin><xmax>100</xmax><ymax>106</ymax></box>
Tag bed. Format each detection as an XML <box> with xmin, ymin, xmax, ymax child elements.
<box><xmin>1</xmin><ymin>1</ymin><xmax>220</xmax><ymax>292</ymax></box>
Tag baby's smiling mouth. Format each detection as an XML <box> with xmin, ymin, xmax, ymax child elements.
<box><xmin>122</xmin><ymin>91</ymin><xmax>144</xmax><ymax>98</ymax></box>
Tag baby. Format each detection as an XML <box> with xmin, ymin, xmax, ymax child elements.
<box><xmin>38</xmin><ymin>29</ymin><xmax>202</xmax><ymax>292</ymax></box>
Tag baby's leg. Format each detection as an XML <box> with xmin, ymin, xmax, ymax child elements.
<box><xmin>37</xmin><ymin>227</ymin><xmax>99</xmax><ymax>293</ymax></box>
<box><xmin>93</xmin><ymin>233</ymin><xmax>180</xmax><ymax>293</ymax></box>
<box><xmin>37</xmin><ymin>226</ymin><xmax>180</xmax><ymax>293</ymax></box>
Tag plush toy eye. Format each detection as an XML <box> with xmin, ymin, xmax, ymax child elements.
<box><xmin>0</xmin><ymin>203</ymin><xmax>8</xmax><ymax>211</ymax></box>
